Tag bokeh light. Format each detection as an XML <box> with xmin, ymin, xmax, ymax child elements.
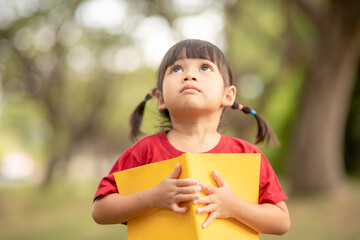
<box><xmin>1</xmin><ymin>151</ymin><xmax>34</xmax><ymax>179</ymax></box>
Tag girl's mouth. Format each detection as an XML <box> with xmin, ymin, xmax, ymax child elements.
<box><xmin>181</xmin><ymin>85</ymin><xmax>200</xmax><ymax>93</ymax></box>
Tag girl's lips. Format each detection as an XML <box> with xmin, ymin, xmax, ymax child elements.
<box><xmin>181</xmin><ymin>85</ymin><xmax>200</xmax><ymax>93</ymax></box>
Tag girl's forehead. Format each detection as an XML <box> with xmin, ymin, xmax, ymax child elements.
<box><xmin>171</xmin><ymin>57</ymin><xmax>214</xmax><ymax>64</ymax></box>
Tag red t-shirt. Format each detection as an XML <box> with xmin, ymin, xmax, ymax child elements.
<box><xmin>94</xmin><ymin>131</ymin><xmax>287</xmax><ymax>204</ymax></box>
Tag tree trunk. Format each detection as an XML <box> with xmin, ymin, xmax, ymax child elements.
<box><xmin>288</xmin><ymin>1</ymin><xmax>360</xmax><ymax>194</ymax></box>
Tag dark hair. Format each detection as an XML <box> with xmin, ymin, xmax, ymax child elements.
<box><xmin>129</xmin><ymin>39</ymin><xmax>279</xmax><ymax>145</ymax></box>
<box><xmin>129</xmin><ymin>88</ymin><xmax>157</xmax><ymax>142</ymax></box>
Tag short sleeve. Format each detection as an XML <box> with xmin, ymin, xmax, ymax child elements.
<box><xmin>258</xmin><ymin>153</ymin><xmax>287</xmax><ymax>204</ymax></box>
<box><xmin>93</xmin><ymin>148</ymin><xmax>140</xmax><ymax>202</ymax></box>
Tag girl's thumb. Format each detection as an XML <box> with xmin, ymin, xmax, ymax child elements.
<box><xmin>168</xmin><ymin>163</ymin><xmax>182</xmax><ymax>179</ymax></box>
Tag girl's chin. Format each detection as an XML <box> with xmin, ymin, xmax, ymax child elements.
<box><xmin>169</xmin><ymin>104</ymin><xmax>220</xmax><ymax>114</ymax></box>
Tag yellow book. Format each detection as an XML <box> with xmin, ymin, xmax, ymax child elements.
<box><xmin>114</xmin><ymin>153</ymin><xmax>260</xmax><ymax>240</ymax></box>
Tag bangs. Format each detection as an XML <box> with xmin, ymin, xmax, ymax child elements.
<box><xmin>165</xmin><ymin>40</ymin><xmax>217</xmax><ymax>66</ymax></box>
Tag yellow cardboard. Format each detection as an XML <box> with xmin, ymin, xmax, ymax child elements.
<box><xmin>114</xmin><ymin>153</ymin><xmax>260</xmax><ymax>240</ymax></box>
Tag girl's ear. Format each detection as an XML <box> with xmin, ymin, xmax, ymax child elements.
<box><xmin>221</xmin><ymin>85</ymin><xmax>236</xmax><ymax>107</ymax></box>
<box><xmin>156</xmin><ymin>90</ymin><xmax>167</xmax><ymax>111</ymax></box>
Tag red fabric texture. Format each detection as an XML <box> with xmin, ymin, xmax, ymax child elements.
<box><xmin>94</xmin><ymin>131</ymin><xmax>287</xmax><ymax>204</ymax></box>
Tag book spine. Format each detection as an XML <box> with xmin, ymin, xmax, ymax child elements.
<box><xmin>185</xmin><ymin>153</ymin><xmax>202</xmax><ymax>240</ymax></box>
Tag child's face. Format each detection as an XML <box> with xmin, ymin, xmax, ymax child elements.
<box><xmin>157</xmin><ymin>58</ymin><xmax>235</xmax><ymax>117</ymax></box>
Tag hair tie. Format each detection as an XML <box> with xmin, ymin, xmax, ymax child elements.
<box><xmin>250</xmin><ymin>109</ymin><xmax>256</xmax><ymax>115</ymax></box>
<box><xmin>238</xmin><ymin>104</ymin><xmax>243</xmax><ymax>111</ymax></box>
<box><xmin>144</xmin><ymin>90</ymin><xmax>154</xmax><ymax>102</ymax></box>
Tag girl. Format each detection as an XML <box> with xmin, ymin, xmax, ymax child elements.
<box><xmin>92</xmin><ymin>39</ymin><xmax>290</xmax><ymax>235</ymax></box>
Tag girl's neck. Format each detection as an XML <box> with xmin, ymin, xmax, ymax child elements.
<box><xmin>166</xmin><ymin>122</ymin><xmax>221</xmax><ymax>153</ymax></box>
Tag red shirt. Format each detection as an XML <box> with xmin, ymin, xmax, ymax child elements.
<box><xmin>94</xmin><ymin>131</ymin><xmax>287</xmax><ymax>204</ymax></box>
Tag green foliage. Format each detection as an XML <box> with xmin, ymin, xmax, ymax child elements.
<box><xmin>0</xmin><ymin>95</ymin><xmax>49</xmax><ymax>163</ymax></box>
<box><xmin>0</xmin><ymin>0</ymin><xmax>359</xmax><ymax>187</ymax></box>
<box><xmin>0</xmin><ymin>0</ymin><xmax>359</xmax><ymax>238</ymax></box>
<box><xmin>261</xmin><ymin>67</ymin><xmax>304</xmax><ymax>172</ymax></box>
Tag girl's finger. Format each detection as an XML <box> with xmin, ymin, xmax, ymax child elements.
<box><xmin>194</xmin><ymin>195</ymin><xmax>213</xmax><ymax>205</ymax></box>
<box><xmin>196</xmin><ymin>203</ymin><xmax>216</xmax><ymax>214</ymax></box>
<box><xmin>168</xmin><ymin>163</ymin><xmax>182</xmax><ymax>179</ymax></box>
<box><xmin>174</xmin><ymin>193</ymin><xmax>200</xmax><ymax>203</ymax></box>
<box><xmin>199</xmin><ymin>182</ymin><xmax>215</xmax><ymax>195</ymax></box>
<box><xmin>202</xmin><ymin>212</ymin><xmax>217</xmax><ymax>229</ymax></box>
<box><xmin>176</xmin><ymin>178</ymin><xmax>199</xmax><ymax>187</ymax></box>
<box><xmin>212</xmin><ymin>170</ymin><xmax>227</xmax><ymax>187</ymax></box>
<box><xmin>172</xmin><ymin>204</ymin><xmax>189</xmax><ymax>213</ymax></box>
<box><xmin>177</xmin><ymin>185</ymin><xmax>201</xmax><ymax>194</ymax></box>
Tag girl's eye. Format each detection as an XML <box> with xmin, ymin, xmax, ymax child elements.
<box><xmin>171</xmin><ymin>66</ymin><xmax>182</xmax><ymax>74</ymax></box>
<box><xmin>200</xmin><ymin>65</ymin><xmax>212</xmax><ymax>72</ymax></box>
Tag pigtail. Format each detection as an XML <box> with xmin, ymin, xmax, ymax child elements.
<box><xmin>231</xmin><ymin>102</ymin><xmax>279</xmax><ymax>146</ymax></box>
<box><xmin>129</xmin><ymin>88</ymin><xmax>157</xmax><ymax>142</ymax></box>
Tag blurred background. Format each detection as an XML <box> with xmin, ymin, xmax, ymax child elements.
<box><xmin>0</xmin><ymin>0</ymin><xmax>359</xmax><ymax>239</ymax></box>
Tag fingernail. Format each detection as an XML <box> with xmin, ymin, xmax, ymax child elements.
<box><xmin>214</xmin><ymin>170</ymin><xmax>218</xmax><ymax>175</ymax></box>
<box><xmin>196</xmin><ymin>186</ymin><xmax>201</xmax><ymax>191</ymax></box>
<box><xmin>193</xmin><ymin>200</ymin><xmax>198</xmax><ymax>204</ymax></box>
<box><xmin>202</xmin><ymin>223</ymin><xmax>207</xmax><ymax>228</ymax></box>
<box><xmin>196</xmin><ymin>208</ymin><xmax>201</xmax><ymax>214</ymax></box>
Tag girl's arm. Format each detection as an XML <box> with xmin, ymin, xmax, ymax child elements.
<box><xmin>195</xmin><ymin>170</ymin><xmax>290</xmax><ymax>235</ymax></box>
<box><xmin>92</xmin><ymin>164</ymin><xmax>201</xmax><ymax>224</ymax></box>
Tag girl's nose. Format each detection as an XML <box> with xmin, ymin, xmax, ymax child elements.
<box><xmin>183</xmin><ymin>73</ymin><xmax>197</xmax><ymax>81</ymax></box>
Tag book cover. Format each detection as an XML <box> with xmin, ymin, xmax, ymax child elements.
<box><xmin>114</xmin><ymin>153</ymin><xmax>260</xmax><ymax>240</ymax></box>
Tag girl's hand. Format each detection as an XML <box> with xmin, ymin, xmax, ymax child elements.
<box><xmin>152</xmin><ymin>163</ymin><xmax>201</xmax><ymax>213</ymax></box>
<box><xmin>194</xmin><ymin>170</ymin><xmax>237</xmax><ymax>228</ymax></box>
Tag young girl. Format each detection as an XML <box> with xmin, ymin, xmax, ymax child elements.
<box><xmin>92</xmin><ymin>39</ymin><xmax>290</xmax><ymax>235</ymax></box>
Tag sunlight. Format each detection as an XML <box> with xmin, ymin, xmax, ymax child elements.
<box><xmin>75</xmin><ymin>0</ymin><xmax>127</xmax><ymax>31</ymax></box>
<box><xmin>174</xmin><ymin>9</ymin><xmax>225</xmax><ymax>49</ymax></box>
<box><xmin>0</xmin><ymin>151</ymin><xmax>34</xmax><ymax>179</ymax></box>
<box><xmin>34</xmin><ymin>25</ymin><xmax>57</xmax><ymax>52</ymax></box>
<box><xmin>0</xmin><ymin>3</ymin><xmax>16</xmax><ymax>30</ymax></box>
<box><xmin>133</xmin><ymin>15</ymin><xmax>176</xmax><ymax>68</ymax></box>
<box><xmin>75</xmin><ymin>0</ymin><xmax>226</xmax><ymax>68</ymax></box>
<box><xmin>237</xmin><ymin>74</ymin><xmax>264</xmax><ymax>99</ymax></box>
<box><xmin>67</xmin><ymin>45</ymin><xmax>97</xmax><ymax>75</ymax></box>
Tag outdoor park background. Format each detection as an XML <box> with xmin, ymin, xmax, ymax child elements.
<box><xmin>0</xmin><ymin>0</ymin><xmax>359</xmax><ymax>239</ymax></box>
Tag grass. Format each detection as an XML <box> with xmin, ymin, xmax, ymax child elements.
<box><xmin>261</xmin><ymin>180</ymin><xmax>360</xmax><ymax>240</ymax></box>
<box><xmin>0</xmin><ymin>180</ymin><xmax>359</xmax><ymax>240</ymax></box>
<box><xmin>0</xmin><ymin>181</ymin><xmax>127</xmax><ymax>240</ymax></box>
